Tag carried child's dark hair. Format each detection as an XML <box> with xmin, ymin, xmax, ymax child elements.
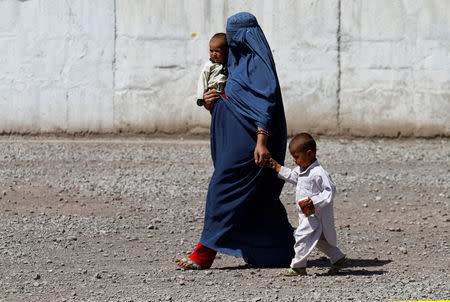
<box><xmin>211</xmin><ymin>33</ymin><xmax>228</xmax><ymax>49</ymax></box>
<box><xmin>289</xmin><ymin>133</ymin><xmax>316</xmax><ymax>153</ymax></box>
<box><xmin>211</xmin><ymin>32</ymin><xmax>226</xmax><ymax>41</ymax></box>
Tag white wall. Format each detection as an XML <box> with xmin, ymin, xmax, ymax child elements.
<box><xmin>1</xmin><ymin>0</ymin><xmax>449</xmax><ymax>136</ymax></box>
<box><xmin>340</xmin><ymin>0</ymin><xmax>450</xmax><ymax>136</ymax></box>
<box><xmin>114</xmin><ymin>0</ymin><xmax>341</xmax><ymax>135</ymax></box>
<box><xmin>0</xmin><ymin>0</ymin><xmax>115</xmax><ymax>133</ymax></box>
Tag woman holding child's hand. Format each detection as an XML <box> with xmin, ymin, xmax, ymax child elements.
<box><xmin>204</xmin><ymin>90</ymin><xmax>272</xmax><ymax>168</ymax></box>
<box><xmin>176</xmin><ymin>12</ymin><xmax>294</xmax><ymax>270</ymax></box>
<box><xmin>254</xmin><ymin>128</ymin><xmax>271</xmax><ymax>166</ymax></box>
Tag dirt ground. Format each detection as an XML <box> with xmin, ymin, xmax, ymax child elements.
<box><xmin>0</xmin><ymin>136</ymin><xmax>448</xmax><ymax>302</ymax></box>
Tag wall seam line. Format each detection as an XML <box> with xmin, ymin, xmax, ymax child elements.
<box><xmin>336</xmin><ymin>0</ymin><xmax>342</xmax><ymax>133</ymax></box>
<box><xmin>112</xmin><ymin>0</ymin><xmax>117</xmax><ymax>133</ymax></box>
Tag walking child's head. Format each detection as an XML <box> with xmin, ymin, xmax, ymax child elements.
<box><xmin>209</xmin><ymin>33</ymin><xmax>228</xmax><ymax>64</ymax></box>
<box><xmin>288</xmin><ymin>133</ymin><xmax>317</xmax><ymax>170</ymax></box>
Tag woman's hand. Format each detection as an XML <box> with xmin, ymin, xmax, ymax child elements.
<box><xmin>203</xmin><ymin>89</ymin><xmax>220</xmax><ymax>110</ymax></box>
<box><xmin>254</xmin><ymin>129</ymin><xmax>270</xmax><ymax>166</ymax></box>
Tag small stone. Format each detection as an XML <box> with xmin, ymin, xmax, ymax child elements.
<box><xmin>152</xmin><ymin>218</ymin><xmax>162</xmax><ymax>224</ymax></box>
<box><xmin>33</xmin><ymin>273</ymin><xmax>41</xmax><ymax>280</ymax></box>
<box><xmin>399</xmin><ymin>247</ymin><xmax>408</xmax><ymax>254</ymax></box>
<box><xmin>375</xmin><ymin>196</ymin><xmax>381</xmax><ymax>201</ymax></box>
<box><xmin>67</xmin><ymin>236</ymin><xmax>77</xmax><ymax>241</ymax></box>
<box><xmin>363</xmin><ymin>203</ymin><xmax>368</xmax><ymax>208</ymax></box>
<box><xmin>2</xmin><ymin>191</ymin><xmax>6</xmax><ymax>196</ymax></box>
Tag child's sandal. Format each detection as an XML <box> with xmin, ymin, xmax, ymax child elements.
<box><xmin>282</xmin><ymin>267</ymin><xmax>307</xmax><ymax>276</ymax></box>
<box><xmin>328</xmin><ymin>257</ymin><xmax>349</xmax><ymax>274</ymax></box>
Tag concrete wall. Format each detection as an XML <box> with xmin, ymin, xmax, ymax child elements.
<box><xmin>0</xmin><ymin>0</ymin><xmax>115</xmax><ymax>133</ymax></box>
<box><xmin>340</xmin><ymin>0</ymin><xmax>450</xmax><ymax>136</ymax></box>
<box><xmin>1</xmin><ymin>0</ymin><xmax>449</xmax><ymax>136</ymax></box>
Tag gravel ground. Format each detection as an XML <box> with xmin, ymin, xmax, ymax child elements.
<box><xmin>0</xmin><ymin>135</ymin><xmax>449</xmax><ymax>302</ymax></box>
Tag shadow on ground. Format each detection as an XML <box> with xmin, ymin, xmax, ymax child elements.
<box><xmin>309</xmin><ymin>257</ymin><xmax>391</xmax><ymax>268</ymax></box>
<box><xmin>216</xmin><ymin>257</ymin><xmax>392</xmax><ymax>276</ymax></box>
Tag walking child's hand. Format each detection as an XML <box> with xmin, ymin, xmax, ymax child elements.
<box><xmin>266</xmin><ymin>158</ymin><xmax>280</xmax><ymax>172</ymax></box>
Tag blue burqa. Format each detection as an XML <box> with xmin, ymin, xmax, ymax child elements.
<box><xmin>199</xmin><ymin>12</ymin><xmax>295</xmax><ymax>267</ymax></box>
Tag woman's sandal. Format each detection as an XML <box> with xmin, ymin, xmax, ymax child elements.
<box><xmin>282</xmin><ymin>267</ymin><xmax>307</xmax><ymax>276</ymax></box>
<box><xmin>174</xmin><ymin>258</ymin><xmax>206</xmax><ymax>270</ymax></box>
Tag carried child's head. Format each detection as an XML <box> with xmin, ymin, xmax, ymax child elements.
<box><xmin>288</xmin><ymin>133</ymin><xmax>317</xmax><ymax>170</ymax></box>
<box><xmin>209</xmin><ymin>33</ymin><xmax>228</xmax><ymax>64</ymax></box>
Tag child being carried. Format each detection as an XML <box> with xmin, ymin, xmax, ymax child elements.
<box><xmin>196</xmin><ymin>33</ymin><xmax>228</xmax><ymax>110</ymax></box>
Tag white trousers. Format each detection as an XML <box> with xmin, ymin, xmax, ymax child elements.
<box><xmin>290</xmin><ymin>231</ymin><xmax>344</xmax><ymax>268</ymax></box>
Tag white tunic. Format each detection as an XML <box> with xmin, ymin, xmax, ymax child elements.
<box><xmin>196</xmin><ymin>60</ymin><xmax>228</xmax><ymax>100</ymax></box>
<box><xmin>278</xmin><ymin>160</ymin><xmax>337</xmax><ymax>246</ymax></box>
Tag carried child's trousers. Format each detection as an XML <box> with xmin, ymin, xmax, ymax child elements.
<box><xmin>291</xmin><ymin>232</ymin><xmax>344</xmax><ymax>268</ymax></box>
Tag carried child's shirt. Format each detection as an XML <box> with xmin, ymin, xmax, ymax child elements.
<box><xmin>277</xmin><ymin>160</ymin><xmax>337</xmax><ymax>245</ymax></box>
<box><xmin>196</xmin><ymin>59</ymin><xmax>228</xmax><ymax>100</ymax></box>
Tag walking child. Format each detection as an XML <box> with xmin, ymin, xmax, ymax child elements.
<box><xmin>266</xmin><ymin>133</ymin><xmax>348</xmax><ymax>276</ymax></box>
<box><xmin>196</xmin><ymin>33</ymin><xmax>228</xmax><ymax>111</ymax></box>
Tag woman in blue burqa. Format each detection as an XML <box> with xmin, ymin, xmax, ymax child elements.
<box><xmin>176</xmin><ymin>12</ymin><xmax>294</xmax><ymax>269</ymax></box>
